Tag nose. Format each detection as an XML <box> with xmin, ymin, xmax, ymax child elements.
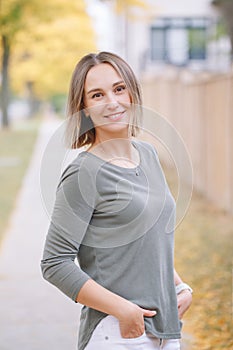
<box><xmin>106</xmin><ymin>92</ymin><xmax>119</xmax><ymax>110</ymax></box>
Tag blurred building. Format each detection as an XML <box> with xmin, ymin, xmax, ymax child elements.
<box><xmin>147</xmin><ymin>0</ymin><xmax>231</xmax><ymax>73</ymax></box>
<box><xmin>86</xmin><ymin>0</ymin><xmax>232</xmax><ymax>74</ymax></box>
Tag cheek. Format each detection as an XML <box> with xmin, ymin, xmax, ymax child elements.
<box><xmin>121</xmin><ymin>93</ymin><xmax>132</xmax><ymax>106</ymax></box>
<box><xmin>87</xmin><ymin>103</ymin><xmax>106</xmax><ymax>120</ymax></box>
<box><xmin>121</xmin><ymin>99</ymin><xmax>132</xmax><ymax>112</ymax></box>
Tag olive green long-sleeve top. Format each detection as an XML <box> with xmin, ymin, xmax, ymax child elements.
<box><xmin>41</xmin><ymin>140</ymin><xmax>181</xmax><ymax>350</ymax></box>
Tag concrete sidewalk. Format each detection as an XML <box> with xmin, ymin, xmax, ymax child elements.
<box><xmin>0</xmin><ymin>118</ymin><xmax>82</xmax><ymax>350</ymax></box>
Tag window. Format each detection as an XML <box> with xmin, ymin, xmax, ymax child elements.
<box><xmin>150</xmin><ymin>17</ymin><xmax>209</xmax><ymax>65</ymax></box>
<box><xmin>189</xmin><ymin>27</ymin><xmax>207</xmax><ymax>59</ymax></box>
<box><xmin>151</xmin><ymin>28</ymin><xmax>166</xmax><ymax>60</ymax></box>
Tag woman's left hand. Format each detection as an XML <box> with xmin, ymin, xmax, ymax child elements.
<box><xmin>177</xmin><ymin>290</ymin><xmax>192</xmax><ymax>319</ymax></box>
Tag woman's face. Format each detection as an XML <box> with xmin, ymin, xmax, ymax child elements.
<box><xmin>83</xmin><ymin>63</ymin><xmax>131</xmax><ymax>136</ymax></box>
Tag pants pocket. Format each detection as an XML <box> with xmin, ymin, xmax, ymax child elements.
<box><xmin>88</xmin><ymin>319</ymin><xmax>105</xmax><ymax>342</ymax></box>
<box><xmin>102</xmin><ymin>315</ymin><xmax>147</xmax><ymax>342</ymax></box>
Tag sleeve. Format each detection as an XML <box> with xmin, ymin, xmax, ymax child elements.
<box><xmin>40</xmin><ymin>163</ymin><xmax>95</xmax><ymax>302</ymax></box>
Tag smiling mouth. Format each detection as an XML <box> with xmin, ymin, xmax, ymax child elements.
<box><xmin>104</xmin><ymin>111</ymin><xmax>126</xmax><ymax>121</ymax></box>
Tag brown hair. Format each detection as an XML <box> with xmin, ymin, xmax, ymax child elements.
<box><xmin>65</xmin><ymin>51</ymin><xmax>142</xmax><ymax>149</ymax></box>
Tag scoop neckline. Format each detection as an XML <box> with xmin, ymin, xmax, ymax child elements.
<box><xmin>81</xmin><ymin>140</ymin><xmax>142</xmax><ymax>172</ymax></box>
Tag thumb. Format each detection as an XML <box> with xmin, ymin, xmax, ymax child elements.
<box><xmin>142</xmin><ymin>309</ymin><xmax>157</xmax><ymax>317</ymax></box>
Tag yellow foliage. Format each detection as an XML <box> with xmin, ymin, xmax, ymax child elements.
<box><xmin>113</xmin><ymin>0</ymin><xmax>157</xmax><ymax>23</ymax></box>
<box><xmin>1</xmin><ymin>0</ymin><xmax>56</xmax><ymax>37</ymax></box>
<box><xmin>162</xmin><ymin>164</ymin><xmax>233</xmax><ymax>349</ymax></box>
<box><xmin>115</xmin><ymin>0</ymin><xmax>149</xmax><ymax>12</ymax></box>
<box><xmin>8</xmin><ymin>0</ymin><xmax>96</xmax><ymax>98</ymax></box>
<box><xmin>171</xmin><ymin>182</ymin><xmax>233</xmax><ymax>350</ymax></box>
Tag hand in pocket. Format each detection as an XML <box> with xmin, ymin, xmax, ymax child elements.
<box><xmin>118</xmin><ymin>304</ymin><xmax>156</xmax><ymax>339</ymax></box>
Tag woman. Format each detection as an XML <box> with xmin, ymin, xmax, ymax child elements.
<box><xmin>41</xmin><ymin>51</ymin><xmax>192</xmax><ymax>350</ymax></box>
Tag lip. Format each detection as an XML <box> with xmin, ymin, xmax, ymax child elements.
<box><xmin>104</xmin><ymin>111</ymin><xmax>126</xmax><ymax>122</ymax></box>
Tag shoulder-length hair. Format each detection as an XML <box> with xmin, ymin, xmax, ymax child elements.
<box><xmin>65</xmin><ymin>51</ymin><xmax>142</xmax><ymax>149</ymax></box>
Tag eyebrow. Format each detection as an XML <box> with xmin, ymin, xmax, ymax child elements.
<box><xmin>86</xmin><ymin>80</ymin><xmax>125</xmax><ymax>95</ymax></box>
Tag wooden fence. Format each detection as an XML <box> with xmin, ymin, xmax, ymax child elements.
<box><xmin>140</xmin><ymin>68</ymin><xmax>233</xmax><ymax>215</ymax></box>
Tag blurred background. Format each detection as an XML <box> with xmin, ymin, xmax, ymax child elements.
<box><xmin>0</xmin><ymin>1</ymin><xmax>232</xmax><ymax>350</ymax></box>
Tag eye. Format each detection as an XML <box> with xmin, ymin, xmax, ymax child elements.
<box><xmin>92</xmin><ymin>92</ymin><xmax>103</xmax><ymax>99</ymax></box>
<box><xmin>115</xmin><ymin>85</ymin><xmax>126</xmax><ymax>93</ymax></box>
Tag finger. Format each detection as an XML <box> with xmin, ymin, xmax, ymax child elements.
<box><xmin>179</xmin><ymin>311</ymin><xmax>184</xmax><ymax>319</ymax></box>
<box><xmin>142</xmin><ymin>309</ymin><xmax>157</xmax><ymax>317</ymax></box>
<box><xmin>177</xmin><ymin>301</ymin><xmax>182</xmax><ymax>308</ymax></box>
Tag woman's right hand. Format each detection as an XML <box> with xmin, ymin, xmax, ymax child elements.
<box><xmin>117</xmin><ymin>303</ymin><xmax>157</xmax><ymax>339</ymax></box>
<box><xmin>76</xmin><ymin>279</ymin><xmax>156</xmax><ymax>339</ymax></box>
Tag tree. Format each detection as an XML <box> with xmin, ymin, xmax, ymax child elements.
<box><xmin>0</xmin><ymin>0</ymin><xmax>39</xmax><ymax>127</ymax></box>
<box><xmin>11</xmin><ymin>5</ymin><xmax>95</xmax><ymax>100</ymax></box>
<box><xmin>212</xmin><ymin>0</ymin><xmax>233</xmax><ymax>60</ymax></box>
<box><xmin>0</xmin><ymin>0</ymin><xmax>95</xmax><ymax>128</ymax></box>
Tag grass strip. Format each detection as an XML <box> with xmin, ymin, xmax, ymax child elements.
<box><xmin>0</xmin><ymin>118</ymin><xmax>40</xmax><ymax>244</ymax></box>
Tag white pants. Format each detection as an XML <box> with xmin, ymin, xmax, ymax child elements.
<box><xmin>85</xmin><ymin>315</ymin><xmax>180</xmax><ymax>350</ymax></box>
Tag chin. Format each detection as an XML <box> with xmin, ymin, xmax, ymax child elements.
<box><xmin>97</xmin><ymin>122</ymin><xmax>129</xmax><ymax>136</ymax></box>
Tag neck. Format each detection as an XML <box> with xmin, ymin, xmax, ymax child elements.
<box><xmin>96</xmin><ymin>138</ymin><xmax>132</xmax><ymax>158</ymax></box>
<box><xmin>88</xmin><ymin>130</ymin><xmax>139</xmax><ymax>166</ymax></box>
<box><xmin>93</xmin><ymin>129</ymin><xmax>132</xmax><ymax>158</ymax></box>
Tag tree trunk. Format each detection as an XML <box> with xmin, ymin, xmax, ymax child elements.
<box><xmin>26</xmin><ymin>81</ymin><xmax>39</xmax><ymax>117</ymax></box>
<box><xmin>1</xmin><ymin>35</ymin><xmax>10</xmax><ymax>128</ymax></box>
<box><xmin>212</xmin><ymin>0</ymin><xmax>233</xmax><ymax>60</ymax></box>
<box><xmin>220</xmin><ymin>4</ymin><xmax>233</xmax><ymax>60</ymax></box>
